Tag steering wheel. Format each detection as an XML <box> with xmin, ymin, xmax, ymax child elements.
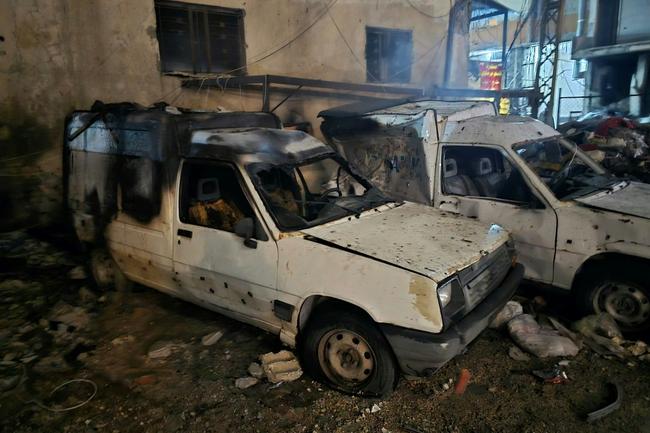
<box><xmin>317</xmin><ymin>187</ymin><xmax>342</xmax><ymax>201</ymax></box>
<box><xmin>549</xmin><ymin>164</ymin><xmax>571</xmax><ymax>192</ymax></box>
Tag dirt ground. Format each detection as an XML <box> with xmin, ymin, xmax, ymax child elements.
<box><xmin>1</xmin><ymin>230</ymin><xmax>650</xmax><ymax>433</ymax></box>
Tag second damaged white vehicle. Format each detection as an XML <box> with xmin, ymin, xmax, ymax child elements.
<box><xmin>65</xmin><ymin>104</ymin><xmax>523</xmax><ymax>396</ymax></box>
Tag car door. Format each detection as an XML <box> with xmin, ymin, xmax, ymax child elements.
<box><xmin>172</xmin><ymin>159</ymin><xmax>281</xmax><ymax>330</ymax></box>
<box><xmin>434</xmin><ymin>144</ymin><xmax>558</xmax><ymax>284</ymax></box>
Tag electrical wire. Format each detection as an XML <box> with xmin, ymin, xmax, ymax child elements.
<box><xmin>213</xmin><ymin>0</ymin><xmax>339</xmax><ymax>78</ymax></box>
<box><xmin>22</xmin><ymin>379</ymin><xmax>98</xmax><ymax>412</ymax></box>
<box><xmin>326</xmin><ymin>9</ymin><xmax>384</xmax><ymax>88</ymax></box>
<box><xmin>406</xmin><ymin>0</ymin><xmax>453</xmax><ymax>20</ymax></box>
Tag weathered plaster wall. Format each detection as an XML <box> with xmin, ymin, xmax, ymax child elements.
<box><xmin>0</xmin><ymin>0</ymin><xmax>457</xmax><ymax>229</ymax></box>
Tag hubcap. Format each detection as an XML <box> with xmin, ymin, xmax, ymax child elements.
<box><xmin>317</xmin><ymin>329</ymin><xmax>375</xmax><ymax>388</ymax></box>
<box><xmin>593</xmin><ymin>281</ymin><xmax>650</xmax><ymax>327</ymax></box>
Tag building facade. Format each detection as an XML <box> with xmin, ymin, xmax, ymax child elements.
<box><xmin>572</xmin><ymin>0</ymin><xmax>650</xmax><ymax>117</ymax></box>
<box><xmin>0</xmin><ymin>0</ymin><xmax>462</xmax><ymax>230</ymax></box>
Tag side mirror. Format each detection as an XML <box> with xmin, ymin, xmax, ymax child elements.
<box><xmin>234</xmin><ymin>218</ymin><xmax>257</xmax><ymax>249</ymax></box>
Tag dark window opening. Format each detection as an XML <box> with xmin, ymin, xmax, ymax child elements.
<box><xmin>155</xmin><ymin>0</ymin><xmax>246</xmax><ymax>74</ymax></box>
<box><xmin>365</xmin><ymin>26</ymin><xmax>413</xmax><ymax>83</ymax></box>
<box><xmin>180</xmin><ymin>161</ymin><xmax>254</xmax><ymax>233</ymax></box>
<box><xmin>442</xmin><ymin>146</ymin><xmax>534</xmax><ymax>204</ymax></box>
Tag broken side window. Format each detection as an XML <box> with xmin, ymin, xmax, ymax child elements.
<box><xmin>154</xmin><ymin>0</ymin><xmax>246</xmax><ymax>74</ymax></box>
<box><xmin>365</xmin><ymin>26</ymin><xmax>413</xmax><ymax>83</ymax></box>
<box><xmin>179</xmin><ymin>161</ymin><xmax>254</xmax><ymax>233</ymax></box>
<box><xmin>442</xmin><ymin>145</ymin><xmax>534</xmax><ymax>204</ymax></box>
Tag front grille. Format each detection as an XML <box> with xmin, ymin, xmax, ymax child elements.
<box><xmin>459</xmin><ymin>245</ymin><xmax>511</xmax><ymax>311</ymax></box>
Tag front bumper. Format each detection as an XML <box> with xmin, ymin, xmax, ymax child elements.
<box><xmin>380</xmin><ymin>263</ymin><xmax>524</xmax><ymax>376</ymax></box>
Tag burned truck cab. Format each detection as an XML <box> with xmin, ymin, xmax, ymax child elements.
<box><xmin>65</xmin><ymin>103</ymin><xmax>523</xmax><ymax>396</ymax></box>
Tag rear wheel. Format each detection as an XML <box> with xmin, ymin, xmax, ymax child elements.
<box><xmin>577</xmin><ymin>264</ymin><xmax>650</xmax><ymax>332</ymax></box>
<box><xmin>300</xmin><ymin>307</ymin><xmax>397</xmax><ymax>397</ymax></box>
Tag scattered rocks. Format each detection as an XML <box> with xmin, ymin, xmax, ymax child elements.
<box><xmin>148</xmin><ymin>343</ymin><xmax>177</xmax><ymax>360</ymax></box>
<box><xmin>49</xmin><ymin>302</ymin><xmax>91</xmax><ymax>331</ymax></box>
<box><xmin>78</xmin><ymin>286</ymin><xmax>97</xmax><ymax>303</ymax></box>
<box><xmin>371</xmin><ymin>404</ymin><xmax>381</xmax><ymax>413</ymax></box>
<box><xmin>201</xmin><ymin>330</ymin><xmax>224</xmax><ymax>346</ymax></box>
<box><xmin>0</xmin><ymin>374</ymin><xmax>20</xmax><ymax>392</ymax></box>
<box><xmin>68</xmin><ymin>265</ymin><xmax>88</xmax><ymax>280</ymax></box>
<box><xmin>33</xmin><ymin>354</ymin><xmax>71</xmax><ymax>374</ymax></box>
<box><xmin>628</xmin><ymin>341</ymin><xmax>647</xmax><ymax>357</ymax></box>
<box><xmin>235</xmin><ymin>376</ymin><xmax>259</xmax><ymax>389</ymax></box>
<box><xmin>111</xmin><ymin>335</ymin><xmax>136</xmax><ymax>346</ymax></box>
<box><xmin>248</xmin><ymin>362</ymin><xmax>264</xmax><ymax>379</ymax></box>
<box><xmin>259</xmin><ymin>350</ymin><xmax>303</xmax><ymax>383</ymax></box>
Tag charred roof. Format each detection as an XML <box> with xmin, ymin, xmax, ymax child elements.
<box><xmin>187</xmin><ymin>128</ymin><xmax>334</xmax><ymax>164</ymax></box>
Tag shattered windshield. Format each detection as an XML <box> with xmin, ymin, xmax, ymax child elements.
<box><xmin>513</xmin><ymin>137</ymin><xmax>621</xmax><ymax>200</ymax></box>
<box><xmin>247</xmin><ymin>155</ymin><xmax>394</xmax><ymax>231</ymax></box>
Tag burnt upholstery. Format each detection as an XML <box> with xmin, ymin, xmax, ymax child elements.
<box><xmin>443</xmin><ymin>158</ymin><xmax>479</xmax><ymax>196</ymax></box>
<box><xmin>471</xmin><ymin>157</ymin><xmax>505</xmax><ymax>198</ymax></box>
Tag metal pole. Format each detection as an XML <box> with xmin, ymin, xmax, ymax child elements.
<box><xmin>501</xmin><ymin>9</ymin><xmax>509</xmax><ymax>88</ymax></box>
<box><xmin>556</xmin><ymin>87</ymin><xmax>562</xmax><ymax>128</ymax></box>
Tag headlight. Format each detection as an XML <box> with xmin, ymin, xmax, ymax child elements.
<box><xmin>437</xmin><ymin>278</ymin><xmax>455</xmax><ymax>308</ymax></box>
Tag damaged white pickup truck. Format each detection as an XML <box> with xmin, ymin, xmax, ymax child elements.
<box><xmin>65</xmin><ymin>103</ymin><xmax>523</xmax><ymax>396</ymax></box>
<box><xmin>320</xmin><ymin>99</ymin><xmax>650</xmax><ymax>332</ymax></box>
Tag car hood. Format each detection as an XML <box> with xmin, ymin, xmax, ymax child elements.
<box><xmin>302</xmin><ymin>202</ymin><xmax>510</xmax><ymax>283</ymax></box>
<box><xmin>575</xmin><ymin>181</ymin><xmax>650</xmax><ymax>219</ymax></box>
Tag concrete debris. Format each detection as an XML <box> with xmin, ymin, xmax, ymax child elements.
<box><xmin>235</xmin><ymin>376</ymin><xmax>259</xmax><ymax>389</ymax></box>
<box><xmin>201</xmin><ymin>330</ymin><xmax>224</xmax><ymax>346</ymax></box>
<box><xmin>627</xmin><ymin>341</ymin><xmax>647</xmax><ymax>357</ymax></box>
<box><xmin>49</xmin><ymin>302</ymin><xmax>91</xmax><ymax>331</ymax></box>
<box><xmin>574</xmin><ymin>314</ymin><xmax>622</xmax><ymax>339</ymax></box>
<box><xmin>573</xmin><ymin>314</ymin><xmax>628</xmax><ymax>358</ymax></box>
<box><xmin>508</xmin><ymin>345</ymin><xmax>531</xmax><ymax>362</ymax></box>
<box><xmin>371</xmin><ymin>404</ymin><xmax>381</xmax><ymax>413</ymax></box>
<box><xmin>147</xmin><ymin>341</ymin><xmax>179</xmax><ymax>359</ymax></box>
<box><xmin>0</xmin><ymin>375</ymin><xmax>20</xmax><ymax>392</ymax></box>
<box><xmin>508</xmin><ymin>314</ymin><xmax>579</xmax><ymax>358</ymax></box>
<box><xmin>111</xmin><ymin>335</ymin><xmax>136</xmax><ymax>346</ymax></box>
<box><xmin>259</xmin><ymin>350</ymin><xmax>303</xmax><ymax>383</ymax></box>
<box><xmin>78</xmin><ymin>286</ymin><xmax>97</xmax><ymax>303</ymax></box>
<box><xmin>248</xmin><ymin>362</ymin><xmax>264</xmax><ymax>379</ymax></box>
<box><xmin>489</xmin><ymin>301</ymin><xmax>523</xmax><ymax>329</ymax></box>
<box><xmin>68</xmin><ymin>265</ymin><xmax>88</xmax><ymax>280</ymax></box>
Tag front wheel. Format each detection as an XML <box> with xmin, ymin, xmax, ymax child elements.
<box><xmin>300</xmin><ymin>308</ymin><xmax>398</xmax><ymax>397</ymax></box>
<box><xmin>577</xmin><ymin>265</ymin><xmax>650</xmax><ymax>332</ymax></box>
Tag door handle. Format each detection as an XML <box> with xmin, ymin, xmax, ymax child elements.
<box><xmin>177</xmin><ymin>229</ymin><xmax>193</xmax><ymax>238</ymax></box>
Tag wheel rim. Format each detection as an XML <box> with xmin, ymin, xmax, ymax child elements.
<box><xmin>317</xmin><ymin>329</ymin><xmax>375</xmax><ymax>389</ymax></box>
<box><xmin>593</xmin><ymin>281</ymin><xmax>650</xmax><ymax>327</ymax></box>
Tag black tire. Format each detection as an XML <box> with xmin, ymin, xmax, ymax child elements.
<box><xmin>576</xmin><ymin>263</ymin><xmax>650</xmax><ymax>333</ymax></box>
<box><xmin>300</xmin><ymin>306</ymin><xmax>398</xmax><ymax>397</ymax></box>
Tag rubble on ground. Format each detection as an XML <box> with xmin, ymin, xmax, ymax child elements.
<box><xmin>508</xmin><ymin>314</ymin><xmax>580</xmax><ymax>358</ymax></box>
<box><xmin>201</xmin><ymin>330</ymin><xmax>224</xmax><ymax>346</ymax></box>
<box><xmin>560</xmin><ymin>115</ymin><xmax>650</xmax><ymax>182</ymax></box>
<box><xmin>489</xmin><ymin>300</ymin><xmax>523</xmax><ymax>329</ymax></box>
<box><xmin>574</xmin><ymin>313</ymin><xmax>649</xmax><ymax>361</ymax></box>
<box><xmin>259</xmin><ymin>350</ymin><xmax>303</xmax><ymax>383</ymax></box>
<box><xmin>235</xmin><ymin>376</ymin><xmax>259</xmax><ymax>389</ymax></box>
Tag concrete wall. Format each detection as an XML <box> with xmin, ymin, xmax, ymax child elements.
<box><xmin>0</xmin><ymin>0</ymin><xmax>458</xmax><ymax>230</ymax></box>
